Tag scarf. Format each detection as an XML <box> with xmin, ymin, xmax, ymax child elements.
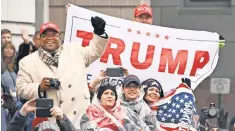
<box><xmin>38</xmin><ymin>47</ymin><xmax>62</xmax><ymax>67</ymax></box>
<box><xmin>120</xmin><ymin>95</ymin><xmax>152</xmax><ymax>119</ymax></box>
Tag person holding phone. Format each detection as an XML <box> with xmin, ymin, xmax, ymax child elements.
<box><xmin>88</xmin><ymin>68</ymin><xmax>129</xmax><ymax>103</ymax></box>
<box><xmin>6</xmin><ymin>98</ymin><xmax>76</xmax><ymax>131</ymax></box>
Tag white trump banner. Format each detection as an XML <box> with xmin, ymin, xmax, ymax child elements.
<box><xmin>65</xmin><ymin>5</ymin><xmax>219</xmax><ymax>92</ymax></box>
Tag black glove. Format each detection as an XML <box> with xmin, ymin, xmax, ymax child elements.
<box><xmin>217</xmin><ymin>109</ymin><xmax>228</xmax><ymax>129</ymax></box>
<box><xmin>91</xmin><ymin>16</ymin><xmax>106</xmax><ymax>36</ymax></box>
<box><xmin>181</xmin><ymin>78</ymin><xmax>191</xmax><ymax>88</ymax></box>
<box><xmin>219</xmin><ymin>35</ymin><xmax>225</xmax><ymax>40</ymax></box>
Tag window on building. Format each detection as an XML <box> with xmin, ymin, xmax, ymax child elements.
<box><xmin>191</xmin><ymin>0</ymin><xmax>229</xmax><ymax>1</ymax></box>
<box><xmin>185</xmin><ymin>0</ymin><xmax>231</xmax><ymax>7</ymax></box>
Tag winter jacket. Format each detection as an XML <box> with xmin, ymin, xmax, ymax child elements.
<box><xmin>6</xmin><ymin>110</ymin><xmax>76</xmax><ymax>131</ymax></box>
<box><xmin>120</xmin><ymin>95</ymin><xmax>158</xmax><ymax>131</ymax></box>
<box><xmin>80</xmin><ymin>101</ymin><xmax>151</xmax><ymax>131</ymax></box>
<box><xmin>15</xmin><ymin>42</ymin><xmax>37</xmax><ymax>73</ymax></box>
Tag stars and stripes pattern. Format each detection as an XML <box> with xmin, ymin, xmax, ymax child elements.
<box><xmin>150</xmin><ymin>83</ymin><xmax>198</xmax><ymax>131</ymax></box>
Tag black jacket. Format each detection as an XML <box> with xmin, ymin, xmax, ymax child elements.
<box><xmin>15</xmin><ymin>42</ymin><xmax>37</xmax><ymax>73</ymax></box>
<box><xmin>6</xmin><ymin>111</ymin><xmax>76</xmax><ymax>131</ymax></box>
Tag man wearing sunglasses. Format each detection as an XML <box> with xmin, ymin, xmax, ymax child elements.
<box><xmin>16</xmin><ymin>17</ymin><xmax>109</xmax><ymax>128</ymax></box>
<box><xmin>120</xmin><ymin>75</ymin><xmax>158</xmax><ymax>131</ymax></box>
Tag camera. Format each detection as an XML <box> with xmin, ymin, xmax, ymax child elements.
<box><xmin>199</xmin><ymin>103</ymin><xmax>220</xmax><ymax>131</ymax></box>
<box><xmin>199</xmin><ymin>103</ymin><xmax>229</xmax><ymax>131</ymax></box>
<box><xmin>49</xmin><ymin>78</ymin><xmax>60</xmax><ymax>90</ymax></box>
<box><xmin>201</xmin><ymin>103</ymin><xmax>219</xmax><ymax>119</ymax></box>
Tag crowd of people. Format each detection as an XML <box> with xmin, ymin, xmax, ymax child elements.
<box><xmin>1</xmin><ymin>3</ymin><xmax>235</xmax><ymax>131</ymax></box>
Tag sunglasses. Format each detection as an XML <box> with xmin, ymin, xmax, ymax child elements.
<box><xmin>40</xmin><ymin>33</ymin><xmax>59</xmax><ymax>38</ymax></box>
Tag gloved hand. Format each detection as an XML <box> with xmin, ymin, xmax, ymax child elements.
<box><xmin>217</xmin><ymin>109</ymin><xmax>228</xmax><ymax>129</ymax></box>
<box><xmin>181</xmin><ymin>78</ymin><xmax>191</xmax><ymax>88</ymax></box>
<box><xmin>219</xmin><ymin>35</ymin><xmax>225</xmax><ymax>48</ymax></box>
<box><xmin>91</xmin><ymin>16</ymin><xmax>106</xmax><ymax>36</ymax></box>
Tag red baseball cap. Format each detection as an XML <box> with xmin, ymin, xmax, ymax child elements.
<box><xmin>134</xmin><ymin>4</ymin><xmax>153</xmax><ymax>17</ymax></box>
<box><xmin>39</xmin><ymin>22</ymin><xmax>60</xmax><ymax>35</ymax></box>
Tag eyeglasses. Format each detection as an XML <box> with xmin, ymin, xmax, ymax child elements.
<box><xmin>40</xmin><ymin>33</ymin><xmax>59</xmax><ymax>38</ymax></box>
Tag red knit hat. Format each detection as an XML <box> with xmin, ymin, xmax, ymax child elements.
<box><xmin>32</xmin><ymin>117</ymin><xmax>49</xmax><ymax>128</ymax></box>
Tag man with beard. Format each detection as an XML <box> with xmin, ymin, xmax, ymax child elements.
<box><xmin>16</xmin><ymin>17</ymin><xmax>109</xmax><ymax>129</ymax></box>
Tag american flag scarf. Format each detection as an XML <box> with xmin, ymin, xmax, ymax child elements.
<box><xmin>150</xmin><ymin>83</ymin><xmax>199</xmax><ymax>131</ymax></box>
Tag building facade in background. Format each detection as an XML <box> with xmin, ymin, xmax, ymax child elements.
<box><xmin>1</xmin><ymin>0</ymin><xmax>48</xmax><ymax>50</ymax></box>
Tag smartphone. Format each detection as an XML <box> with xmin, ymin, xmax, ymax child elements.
<box><xmin>106</xmin><ymin>68</ymin><xmax>124</xmax><ymax>77</ymax></box>
<box><xmin>36</xmin><ymin>98</ymin><xmax>53</xmax><ymax>117</ymax></box>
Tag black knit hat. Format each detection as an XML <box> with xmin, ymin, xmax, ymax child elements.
<box><xmin>97</xmin><ymin>84</ymin><xmax>118</xmax><ymax>101</ymax></box>
<box><xmin>141</xmin><ymin>78</ymin><xmax>164</xmax><ymax>103</ymax></box>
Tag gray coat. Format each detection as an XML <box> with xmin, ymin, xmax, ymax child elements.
<box><xmin>120</xmin><ymin>95</ymin><xmax>158</xmax><ymax>131</ymax></box>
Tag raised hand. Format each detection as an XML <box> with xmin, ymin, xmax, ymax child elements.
<box><xmin>181</xmin><ymin>78</ymin><xmax>191</xmax><ymax>88</ymax></box>
<box><xmin>120</xmin><ymin>67</ymin><xmax>129</xmax><ymax>77</ymax></box>
<box><xmin>21</xmin><ymin>28</ymin><xmax>30</xmax><ymax>44</ymax></box>
<box><xmin>219</xmin><ymin>35</ymin><xmax>225</xmax><ymax>48</ymax></box>
<box><xmin>91</xmin><ymin>16</ymin><xmax>106</xmax><ymax>36</ymax></box>
<box><xmin>89</xmin><ymin>70</ymin><xmax>108</xmax><ymax>92</ymax></box>
<box><xmin>19</xmin><ymin>98</ymin><xmax>36</xmax><ymax>116</ymax></box>
<box><xmin>217</xmin><ymin>109</ymin><xmax>228</xmax><ymax>129</ymax></box>
<box><xmin>97</xmin><ymin>70</ymin><xmax>108</xmax><ymax>82</ymax></box>
<box><xmin>65</xmin><ymin>3</ymin><xmax>71</xmax><ymax>13</ymax></box>
<box><xmin>50</xmin><ymin>106</ymin><xmax>64</xmax><ymax>120</ymax></box>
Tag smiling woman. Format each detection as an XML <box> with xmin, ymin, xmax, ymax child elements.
<box><xmin>141</xmin><ymin>78</ymin><xmax>164</xmax><ymax>104</ymax></box>
<box><xmin>80</xmin><ymin>83</ymin><xmax>154</xmax><ymax>131</ymax></box>
<box><xmin>1</xmin><ymin>41</ymin><xmax>17</xmax><ymax>98</ymax></box>
<box><xmin>1</xmin><ymin>42</ymin><xmax>16</xmax><ymax>73</ymax></box>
